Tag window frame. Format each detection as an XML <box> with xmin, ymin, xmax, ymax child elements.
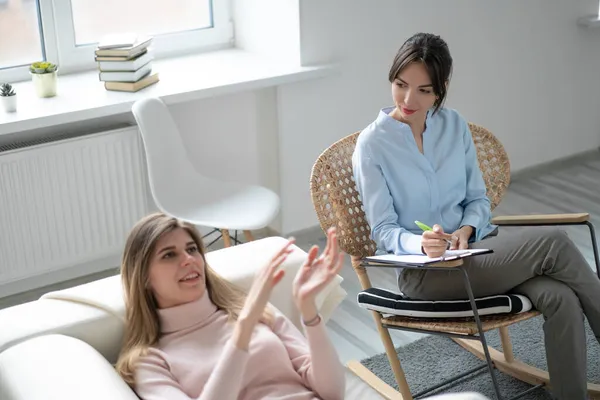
<box><xmin>0</xmin><ymin>0</ymin><xmax>59</xmax><ymax>83</ymax></box>
<box><xmin>0</xmin><ymin>0</ymin><xmax>233</xmax><ymax>82</ymax></box>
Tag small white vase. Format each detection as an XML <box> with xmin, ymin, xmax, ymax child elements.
<box><xmin>1</xmin><ymin>95</ymin><xmax>16</xmax><ymax>113</ymax></box>
<box><xmin>31</xmin><ymin>71</ymin><xmax>58</xmax><ymax>98</ymax></box>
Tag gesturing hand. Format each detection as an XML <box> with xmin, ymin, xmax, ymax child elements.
<box><xmin>292</xmin><ymin>228</ymin><xmax>344</xmax><ymax>321</ymax></box>
<box><xmin>234</xmin><ymin>239</ymin><xmax>295</xmax><ymax>350</ymax></box>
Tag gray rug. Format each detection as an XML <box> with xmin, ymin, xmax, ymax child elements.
<box><xmin>360</xmin><ymin>316</ymin><xmax>599</xmax><ymax>399</ymax></box>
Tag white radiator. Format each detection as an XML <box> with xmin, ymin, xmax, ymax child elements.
<box><xmin>0</xmin><ymin>126</ymin><xmax>150</xmax><ymax>290</ymax></box>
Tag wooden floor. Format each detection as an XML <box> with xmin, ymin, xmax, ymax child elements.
<box><xmin>2</xmin><ymin>151</ymin><xmax>600</xmax><ymax>366</ymax></box>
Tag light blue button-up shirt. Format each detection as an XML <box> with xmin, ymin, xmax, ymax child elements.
<box><xmin>352</xmin><ymin>106</ymin><xmax>497</xmax><ymax>255</ymax></box>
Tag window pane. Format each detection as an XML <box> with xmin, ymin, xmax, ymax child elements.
<box><xmin>70</xmin><ymin>0</ymin><xmax>213</xmax><ymax>46</ymax></box>
<box><xmin>0</xmin><ymin>0</ymin><xmax>44</xmax><ymax>69</ymax></box>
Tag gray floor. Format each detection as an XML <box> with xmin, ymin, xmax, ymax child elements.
<box><xmin>2</xmin><ymin>151</ymin><xmax>600</xmax><ymax>366</ymax></box>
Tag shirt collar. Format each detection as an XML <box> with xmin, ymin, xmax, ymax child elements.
<box><xmin>376</xmin><ymin>106</ymin><xmax>435</xmax><ymax>134</ymax></box>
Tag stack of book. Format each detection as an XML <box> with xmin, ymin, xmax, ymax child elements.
<box><xmin>95</xmin><ymin>34</ymin><xmax>159</xmax><ymax>92</ymax></box>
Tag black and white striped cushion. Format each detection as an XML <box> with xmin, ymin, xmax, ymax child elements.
<box><xmin>358</xmin><ymin>287</ymin><xmax>533</xmax><ymax>318</ymax></box>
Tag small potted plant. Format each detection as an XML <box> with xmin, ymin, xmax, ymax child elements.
<box><xmin>30</xmin><ymin>61</ymin><xmax>58</xmax><ymax>98</ymax></box>
<box><xmin>0</xmin><ymin>83</ymin><xmax>17</xmax><ymax>113</ymax></box>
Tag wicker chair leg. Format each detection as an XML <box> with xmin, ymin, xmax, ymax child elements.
<box><xmin>498</xmin><ymin>327</ymin><xmax>514</xmax><ymax>363</ymax></box>
<box><xmin>351</xmin><ymin>256</ymin><xmax>413</xmax><ymax>398</ymax></box>
<box><xmin>221</xmin><ymin>229</ymin><xmax>232</xmax><ymax>247</ymax></box>
<box><xmin>376</xmin><ymin>312</ymin><xmax>414</xmax><ymax>399</ymax></box>
<box><xmin>243</xmin><ymin>230</ymin><xmax>255</xmax><ymax>242</ymax></box>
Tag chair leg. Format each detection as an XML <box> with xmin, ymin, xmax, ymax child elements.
<box><xmin>350</xmin><ymin>257</ymin><xmax>413</xmax><ymax>399</ymax></box>
<box><xmin>584</xmin><ymin>221</ymin><xmax>600</xmax><ymax>280</ymax></box>
<box><xmin>375</xmin><ymin>312</ymin><xmax>414</xmax><ymax>399</ymax></box>
<box><xmin>460</xmin><ymin>268</ymin><xmax>503</xmax><ymax>400</ymax></box>
<box><xmin>498</xmin><ymin>327</ymin><xmax>514</xmax><ymax>362</ymax></box>
<box><xmin>243</xmin><ymin>230</ymin><xmax>255</xmax><ymax>242</ymax></box>
<box><xmin>221</xmin><ymin>229</ymin><xmax>232</xmax><ymax>247</ymax></box>
<box><xmin>346</xmin><ymin>360</ymin><xmax>404</xmax><ymax>400</ymax></box>
<box><xmin>205</xmin><ymin>230</ymin><xmax>224</xmax><ymax>248</ymax></box>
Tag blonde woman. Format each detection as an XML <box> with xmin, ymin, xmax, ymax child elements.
<box><xmin>115</xmin><ymin>212</ymin><xmax>345</xmax><ymax>400</ymax></box>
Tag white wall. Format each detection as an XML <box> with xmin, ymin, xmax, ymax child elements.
<box><xmin>162</xmin><ymin>0</ymin><xmax>600</xmax><ymax>234</ymax></box>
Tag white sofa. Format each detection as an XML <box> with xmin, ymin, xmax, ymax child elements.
<box><xmin>0</xmin><ymin>236</ymin><xmax>488</xmax><ymax>400</ymax></box>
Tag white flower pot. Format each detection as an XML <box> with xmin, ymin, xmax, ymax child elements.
<box><xmin>31</xmin><ymin>71</ymin><xmax>58</xmax><ymax>98</ymax></box>
<box><xmin>1</xmin><ymin>95</ymin><xmax>16</xmax><ymax>113</ymax></box>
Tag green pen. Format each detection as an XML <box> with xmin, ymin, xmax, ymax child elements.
<box><xmin>415</xmin><ymin>221</ymin><xmax>433</xmax><ymax>232</ymax></box>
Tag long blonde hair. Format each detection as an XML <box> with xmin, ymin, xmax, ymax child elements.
<box><xmin>115</xmin><ymin>212</ymin><xmax>271</xmax><ymax>386</ymax></box>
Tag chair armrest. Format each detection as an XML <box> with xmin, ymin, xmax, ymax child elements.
<box><xmin>433</xmin><ymin>259</ymin><xmax>464</xmax><ymax>268</ymax></box>
<box><xmin>364</xmin><ymin>258</ymin><xmax>464</xmax><ymax>269</ymax></box>
<box><xmin>492</xmin><ymin>213</ymin><xmax>589</xmax><ymax>225</ymax></box>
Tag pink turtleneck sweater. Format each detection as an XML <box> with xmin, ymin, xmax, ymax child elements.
<box><xmin>133</xmin><ymin>292</ymin><xmax>345</xmax><ymax>400</ymax></box>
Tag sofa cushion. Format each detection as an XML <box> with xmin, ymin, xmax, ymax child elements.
<box><xmin>358</xmin><ymin>287</ymin><xmax>532</xmax><ymax>318</ymax></box>
<box><xmin>0</xmin><ymin>334</ymin><xmax>139</xmax><ymax>400</ymax></box>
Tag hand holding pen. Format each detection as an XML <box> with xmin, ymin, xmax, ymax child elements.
<box><xmin>415</xmin><ymin>221</ymin><xmax>458</xmax><ymax>258</ymax></box>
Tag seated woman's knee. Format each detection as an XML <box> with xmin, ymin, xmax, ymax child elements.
<box><xmin>520</xmin><ymin>277</ymin><xmax>582</xmax><ymax>317</ymax></box>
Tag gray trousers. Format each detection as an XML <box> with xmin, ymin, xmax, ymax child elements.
<box><xmin>398</xmin><ymin>227</ymin><xmax>600</xmax><ymax>400</ymax></box>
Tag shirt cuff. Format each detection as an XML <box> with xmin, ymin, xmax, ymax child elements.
<box><xmin>400</xmin><ymin>232</ymin><xmax>423</xmax><ymax>255</ymax></box>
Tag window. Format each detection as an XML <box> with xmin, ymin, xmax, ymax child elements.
<box><xmin>0</xmin><ymin>0</ymin><xmax>45</xmax><ymax>69</ymax></box>
<box><xmin>70</xmin><ymin>0</ymin><xmax>213</xmax><ymax>45</ymax></box>
<box><xmin>0</xmin><ymin>0</ymin><xmax>232</xmax><ymax>82</ymax></box>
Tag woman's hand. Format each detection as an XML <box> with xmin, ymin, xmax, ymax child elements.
<box><xmin>292</xmin><ymin>227</ymin><xmax>344</xmax><ymax>323</ymax></box>
<box><xmin>233</xmin><ymin>239</ymin><xmax>295</xmax><ymax>350</ymax></box>
<box><xmin>421</xmin><ymin>224</ymin><xmax>456</xmax><ymax>258</ymax></box>
<box><xmin>449</xmin><ymin>226</ymin><xmax>473</xmax><ymax>250</ymax></box>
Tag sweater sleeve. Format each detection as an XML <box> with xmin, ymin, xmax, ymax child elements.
<box><xmin>270</xmin><ymin>309</ymin><xmax>345</xmax><ymax>400</ymax></box>
<box><xmin>458</xmin><ymin>120</ymin><xmax>493</xmax><ymax>241</ymax></box>
<box><xmin>352</xmin><ymin>141</ymin><xmax>423</xmax><ymax>255</ymax></box>
<box><xmin>134</xmin><ymin>342</ymin><xmax>249</xmax><ymax>400</ymax></box>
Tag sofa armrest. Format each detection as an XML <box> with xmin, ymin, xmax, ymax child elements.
<box><xmin>0</xmin><ymin>334</ymin><xmax>138</xmax><ymax>400</ymax></box>
<box><xmin>0</xmin><ymin>298</ymin><xmax>124</xmax><ymax>364</ymax></box>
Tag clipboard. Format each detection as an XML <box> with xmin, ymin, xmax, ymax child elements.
<box><xmin>363</xmin><ymin>248</ymin><xmax>494</xmax><ymax>267</ymax></box>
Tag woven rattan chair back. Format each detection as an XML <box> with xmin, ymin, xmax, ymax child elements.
<box><xmin>309</xmin><ymin>123</ymin><xmax>510</xmax><ymax>258</ymax></box>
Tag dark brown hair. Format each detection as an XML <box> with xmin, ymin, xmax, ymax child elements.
<box><xmin>388</xmin><ymin>33</ymin><xmax>453</xmax><ymax>114</ymax></box>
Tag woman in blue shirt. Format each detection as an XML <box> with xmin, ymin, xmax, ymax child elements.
<box><xmin>352</xmin><ymin>32</ymin><xmax>600</xmax><ymax>400</ymax></box>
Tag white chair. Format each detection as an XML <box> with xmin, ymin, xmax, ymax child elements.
<box><xmin>131</xmin><ymin>97</ymin><xmax>280</xmax><ymax>247</ymax></box>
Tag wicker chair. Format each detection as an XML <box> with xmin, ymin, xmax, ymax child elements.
<box><xmin>309</xmin><ymin>123</ymin><xmax>600</xmax><ymax>400</ymax></box>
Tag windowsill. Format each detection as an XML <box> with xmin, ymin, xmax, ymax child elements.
<box><xmin>0</xmin><ymin>48</ymin><xmax>335</xmax><ymax>136</ymax></box>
